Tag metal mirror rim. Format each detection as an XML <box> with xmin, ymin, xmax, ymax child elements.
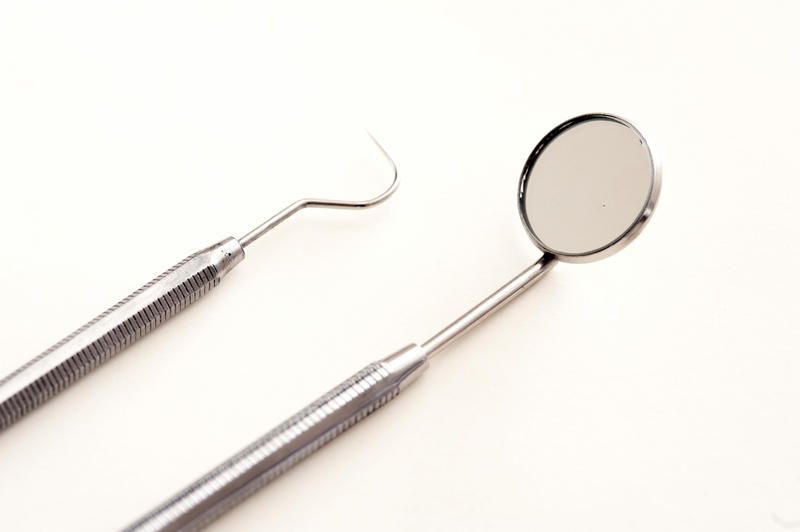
<box><xmin>517</xmin><ymin>113</ymin><xmax>662</xmax><ymax>264</ymax></box>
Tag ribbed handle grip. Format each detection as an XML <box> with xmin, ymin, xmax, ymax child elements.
<box><xmin>123</xmin><ymin>344</ymin><xmax>429</xmax><ymax>532</ymax></box>
<box><xmin>0</xmin><ymin>237</ymin><xmax>244</xmax><ymax>430</ymax></box>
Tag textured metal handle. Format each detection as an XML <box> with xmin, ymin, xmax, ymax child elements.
<box><xmin>0</xmin><ymin>237</ymin><xmax>245</xmax><ymax>430</ymax></box>
<box><xmin>123</xmin><ymin>344</ymin><xmax>429</xmax><ymax>532</ymax></box>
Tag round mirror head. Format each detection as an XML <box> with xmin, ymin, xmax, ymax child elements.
<box><xmin>518</xmin><ymin>114</ymin><xmax>660</xmax><ymax>263</ymax></box>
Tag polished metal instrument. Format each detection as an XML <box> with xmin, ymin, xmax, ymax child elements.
<box><xmin>124</xmin><ymin>113</ymin><xmax>661</xmax><ymax>532</ymax></box>
<box><xmin>0</xmin><ymin>135</ymin><xmax>398</xmax><ymax>431</ymax></box>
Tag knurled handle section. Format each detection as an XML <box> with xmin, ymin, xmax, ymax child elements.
<box><xmin>0</xmin><ymin>237</ymin><xmax>244</xmax><ymax>431</ymax></box>
<box><xmin>123</xmin><ymin>345</ymin><xmax>428</xmax><ymax>532</ymax></box>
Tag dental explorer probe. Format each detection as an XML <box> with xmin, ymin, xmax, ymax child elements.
<box><xmin>0</xmin><ymin>135</ymin><xmax>398</xmax><ymax>431</ymax></box>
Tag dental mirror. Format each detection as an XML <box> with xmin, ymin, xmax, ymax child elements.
<box><xmin>124</xmin><ymin>113</ymin><xmax>662</xmax><ymax>532</ymax></box>
<box><xmin>519</xmin><ymin>113</ymin><xmax>659</xmax><ymax>263</ymax></box>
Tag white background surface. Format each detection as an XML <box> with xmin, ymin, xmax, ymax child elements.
<box><xmin>1</xmin><ymin>2</ymin><xmax>799</xmax><ymax>531</ymax></box>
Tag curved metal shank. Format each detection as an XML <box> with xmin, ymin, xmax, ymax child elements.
<box><xmin>123</xmin><ymin>344</ymin><xmax>428</xmax><ymax>532</ymax></box>
<box><xmin>0</xmin><ymin>237</ymin><xmax>244</xmax><ymax>430</ymax></box>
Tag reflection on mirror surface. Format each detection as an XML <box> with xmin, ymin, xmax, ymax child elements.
<box><xmin>524</xmin><ymin>119</ymin><xmax>653</xmax><ymax>256</ymax></box>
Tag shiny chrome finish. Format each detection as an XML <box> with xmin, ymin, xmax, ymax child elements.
<box><xmin>122</xmin><ymin>345</ymin><xmax>428</xmax><ymax>532</ymax></box>
<box><xmin>421</xmin><ymin>253</ymin><xmax>557</xmax><ymax>358</ymax></box>
<box><xmin>0</xmin><ymin>239</ymin><xmax>243</xmax><ymax>430</ymax></box>
<box><xmin>0</xmin><ymin>135</ymin><xmax>399</xmax><ymax>431</ymax></box>
<box><xmin>124</xmin><ymin>113</ymin><xmax>661</xmax><ymax>530</ymax></box>
<box><xmin>425</xmin><ymin>113</ymin><xmax>660</xmax><ymax>357</ymax></box>
<box><xmin>238</xmin><ymin>133</ymin><xmax>398</xmax><ymax>248</ymax></box>
<box><xmin>517</xmin><ymin>113</ymin><xmax>661</xmax><ymax>264</ymax></box>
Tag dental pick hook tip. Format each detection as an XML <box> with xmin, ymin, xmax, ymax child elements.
<box><xmin>238</xmin><ymin>133</ymin><xmax>399</xmax><ymax>248</ymax></box>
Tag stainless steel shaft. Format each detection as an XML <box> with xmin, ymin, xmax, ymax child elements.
<box><xmin>0</xmin><ymin>237</ymin><xmax>245</xmax><ymax>430</ymax></box>
<box><xmin>123</xmin><ymin>344</ymin><xmax>429</xmax><ymax>532</ymax></box>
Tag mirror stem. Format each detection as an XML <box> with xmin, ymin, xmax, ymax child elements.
<box><xmin>421</xmin><ymin>253</ymin><xmax>557</xmax><ymax>359</ymax></box>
